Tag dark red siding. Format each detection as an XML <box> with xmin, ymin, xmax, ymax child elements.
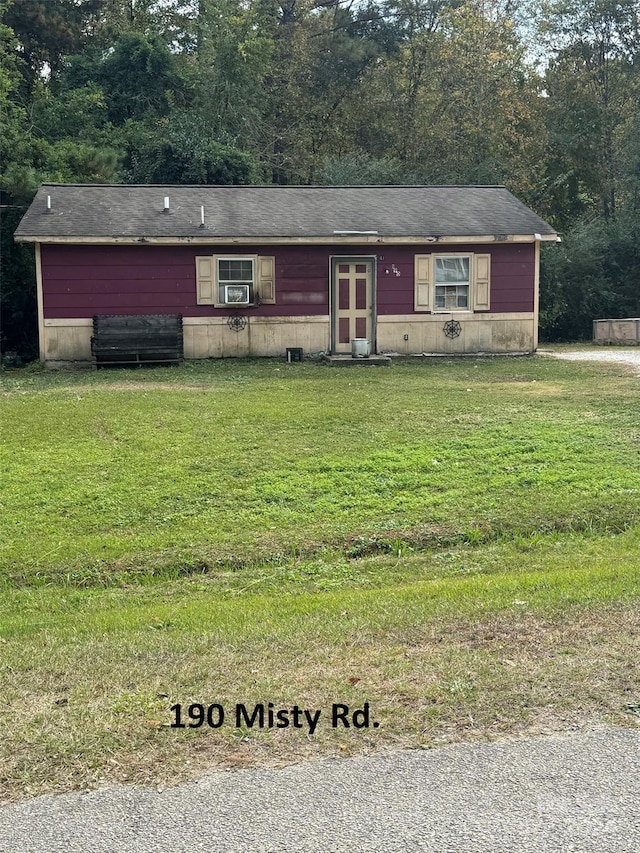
<box><xmin>375</xmin><ymin>243</ymin><xmax>535</xmax><ymax>314</ymax></box>
<box><xmin>375</xmin><ymin>249</ymin><xmax>416</xmax><ymax>315</ymax></box>
<box><xmin>41</xmin><ymin>245</ymin><xmax>331</xmax><ymax>319</ymax></box>
<box><xmin>487</xmin><ymin>243</ymin><xmax>535</xmax><ymax>312</ymax></box>
<box><xmin>41</xmin><ymin>242</ymin><xmax>535</xmax><ymax>318</ymax></box>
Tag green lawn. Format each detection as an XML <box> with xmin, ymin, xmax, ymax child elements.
<box><xmin>1</xmin><ymin>356</ymin><xmax>638</xmax><ymax>583</ymax></box>
<box><xmin>1</xmin><ymin>355</ymin><xmax>639</xmax><ymax>801</ymax></box>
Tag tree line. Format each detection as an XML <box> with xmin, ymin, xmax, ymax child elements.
<box><xmin>1</xmin><ymin>0</ymin><xmax>639</xmax><ymax>357</ymax></box>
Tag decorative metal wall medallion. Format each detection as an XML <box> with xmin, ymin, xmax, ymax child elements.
<box><xmin>227</xmin><ymin>314</ymin><xmax>247</xmax><ymax>332</ymax></box>
<box><xmin>443</xmin><ymin>319</ymin><xmax>462</xmax><ymax>339</ymax></box>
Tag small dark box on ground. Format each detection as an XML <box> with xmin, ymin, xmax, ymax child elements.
<box><xmin>286</xmin><ymin>347</ymin><xmax>303</xmax><ymax>362</ymax></box>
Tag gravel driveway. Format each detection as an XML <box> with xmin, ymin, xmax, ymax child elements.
<box><xmin>540</xmin><ymin>347</ymin><xmax>640</xmax><ymax>372</ymax></box>
<box><xmin>1</xmin><ymin>727</ymin><xmax>639</xmax><ymax>852</ymax></box>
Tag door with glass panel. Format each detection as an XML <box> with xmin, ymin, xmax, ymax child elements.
<box><xmin>332</xmin><ymin>258</ymin><xmax>374</xmax><ymax>354</ymax></box>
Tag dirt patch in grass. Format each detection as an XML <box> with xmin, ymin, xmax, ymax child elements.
<box><xmin>403</xmin><ymin>607</ymin><xmax>639</xmax><ymax>735</ymax></box>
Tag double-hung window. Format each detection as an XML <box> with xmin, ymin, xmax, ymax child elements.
<box><xmin>414</xmin><ymin>252</ymin><xmax>490</xmax><ymax>312</ymax></box>
<box><xmin>434</xmin><ymin>256</ymin><xmax>470</xmax><ymax>310</ymax></box>
<box><xmin>217</xmin><ymin>258</ymin><xmax>254</xmax><ymax>305</ymax></box>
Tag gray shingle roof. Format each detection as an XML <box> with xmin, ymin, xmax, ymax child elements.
<box><xmin>14</xmin><ymin>184</ymin><xmax>556</xmax><ymax>241</ymax></box>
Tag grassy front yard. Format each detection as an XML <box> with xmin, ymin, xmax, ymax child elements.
<box><xmin>1</xmin><ymin>355</ymin><xmax>639</xmax><ymax>801</ymax></box>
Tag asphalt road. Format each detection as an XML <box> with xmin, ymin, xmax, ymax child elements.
<box><xmin>1</xmin><ymin>726</ymin><xmax>639</xmax><ymax>852</ymax></box>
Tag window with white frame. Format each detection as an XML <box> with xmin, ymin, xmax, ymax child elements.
<box><xmin>434</xmin><ymin>256</ymin><xmax>470</xmax><ymax>310</ymax></box>
<box><xmin>217</xmin><ymin>257</ymin><xmax>254</xmax><ymax>305</ymax></box>
<box><xmin>414</xmin><ymin>252</ymin><xmax>490</xmax><ymax>313</ymax></box>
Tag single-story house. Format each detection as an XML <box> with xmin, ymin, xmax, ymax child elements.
<box><xmin>14</xmin><ymin>184</ymin><xmax>557</xmax><ymax>365</ymax></box>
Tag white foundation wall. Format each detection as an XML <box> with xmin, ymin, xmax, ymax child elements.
<box><xmin>183</xmin><ymin>316</ymin><xmax>330</xmax><ymax>358</ymax></box>
<box><xmin>377</xmin><ymin>313</ymin><xmax>536</xmax><ymax>355</ymax></box>
<box><xmin>41</xmin><ymin>312</ymin><xmax>536</xmax><ymax>364</ymax></box>
<box><xmin>41</xmin><ymin>316</ymin><xmax>331</xmax><ymax>363</ymax></box>
<box><xmin>43</xmin><ymin>319</ymin><xmax>93</xmax><ymax>363</ymax></box>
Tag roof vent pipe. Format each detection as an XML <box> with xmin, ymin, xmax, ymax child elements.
<box><xmin>200</xmin><ymin>205</ymin><xmax>205</xmax><ymax>228</ymax></box>
<box><xmin>46</xmin><ymin>195</ymin><xmax>52</xmax><ymax>213</ymax></box>
<box><xmin>163</xmin><ymin>196</ymin><xmax>170</xmax><ymax>212</ymax></box>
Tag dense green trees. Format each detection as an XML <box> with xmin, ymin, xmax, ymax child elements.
<box><xmin>535</xmin><ymin>0</ymin><xmax>640</xmax><ymax>338</ymax></box>
<box><xmin>1</xmin><ymin>0</ymin><xmax>639</xmax><ymax>355</ymax></box>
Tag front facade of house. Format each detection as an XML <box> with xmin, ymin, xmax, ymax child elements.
<box><xmin>14</xmin><ymin>185</ymin><xmax>557</xmax><ymax>364</ymax></box>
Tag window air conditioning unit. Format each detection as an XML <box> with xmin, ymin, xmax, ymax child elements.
<box><xmin>224</xmin><ymin>284</ymin><xmax>251</xmax><ymax>305</ymax></box>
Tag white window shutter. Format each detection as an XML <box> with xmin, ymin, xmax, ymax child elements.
<box><xmin>414</xmin><ymin>254</ymin><xmax>431</xmax><ymax>311</ymax></box>
<box><xmin>473</xmin><ymin>254</ymin><xmax>491</xmax><ymax>311</ymax></box>
<box><xmin>195</xmin><ymin>256</ymin><xmax>215</xmax><ymax>305</ymax></box>
<box><xmin>258</xmin><ymin>255</ymin><xmax>276</xmax><ymax>304</ymax></box>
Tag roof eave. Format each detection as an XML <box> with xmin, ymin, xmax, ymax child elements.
<box><xmin>14</xmin><ymin>233</ymin><xmax>557</xmax><ymax>245</ymax></box>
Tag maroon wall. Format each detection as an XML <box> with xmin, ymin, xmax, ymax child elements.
<box><xmin>41</xmin><ymin>242</ymin><xmax>535</xmax><ymax>319</ymax></box>
<box><xmin>375</xmin><ymin>243</ymin><xmax>534</xmax><ymax>314</ymax></box>
<box><xmin>41</xmin><ymin>244</ymin><xmax>330</xmax><ymax>319</ymax></box>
